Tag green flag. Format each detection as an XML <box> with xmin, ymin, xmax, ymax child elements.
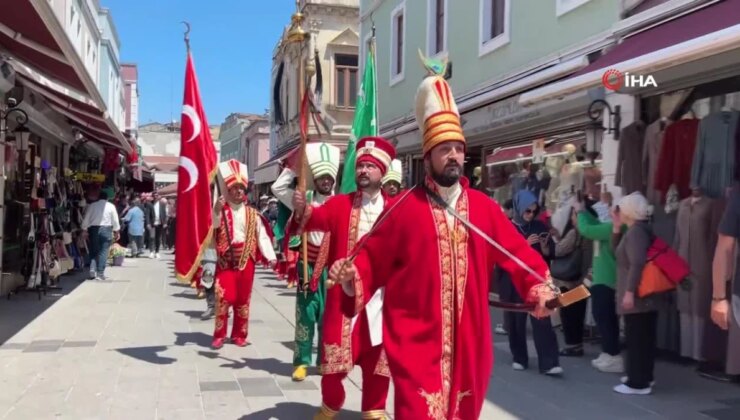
<box><xmin>340</xmin><ymin>42</ymin><xmax>378</xmax><ymax>193</ymax></box>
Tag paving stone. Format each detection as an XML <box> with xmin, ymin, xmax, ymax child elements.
<box><xmin>199</xmin><ymin>380</ymin><xmax>240</xmax><ymax>392</ymax></box>
<box><xmin>277</xmin><ymin>378</ymin><xmax>319</xmax><ymax>390</ymax></box>
<box><xmin>22</xmin><ymin>345</ymin><xmax>60</xmax><ymax>353</ymax></box>
<box><xmin>62</xmin><ymin>340</ymin><xmax>98</xmax><ymax>348</ymax></box>
<box><xmin>0</xmin><ymin>343</ymin><xmax>28</xmax><ymax>350</ymax></box>
<box><xmin>237</xmin><ymin>377</ymin><xmax>284</xmax><ymax>397</ymax></box>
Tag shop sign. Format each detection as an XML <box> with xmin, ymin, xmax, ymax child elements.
<box><xmin>532</xmin><ymin>138</ymin><xmax>546</xmax><ymax>164</ymax></box>
<box><xmin>464</xmin><ymin>95</ymin><xmax>542</xmax><ymax>137</ymax></box>
<box><xmin>74</xmin><ymin>172</ymin><xmax>106</xmax><ymax>183</ymax></box>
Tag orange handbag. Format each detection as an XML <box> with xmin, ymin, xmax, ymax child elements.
<box><xmin>638</xmin><ymin>261</ymin><xmax>676</xmax><ymax>298</ymax></box>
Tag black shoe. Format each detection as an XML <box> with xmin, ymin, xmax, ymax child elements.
<box><xmin>559</xmin><ymin>346</ymin><xmax>584</xmax><ymax>357</ymax></box>
<box><xmin>201</xmin><ymin>307</ymin><xmax>215</xmax><ymax>320</ymax></box>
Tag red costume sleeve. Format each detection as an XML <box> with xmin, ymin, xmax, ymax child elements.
<box><xmin>290</xmin><ymin>195</ymin><xmax>339</xmax><ymax>235</ymax></box>
<box><xmin>486</xmin><ymin>200</ymin><xmax>551</xmax><ymax>303</ymax></box>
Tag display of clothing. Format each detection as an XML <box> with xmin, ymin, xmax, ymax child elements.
<box><xmin>673</xmin><ymin>195</ymin><xmax>722</xmax><ymax>360</ymax></box>
<box><xmin>690</xmin><ymin>110</ymin><xmax>739</xmax><ymax>199</ymax></box>
<box><xmin>553</xmin><ymin>161</ymin><xmax>583</xmax><ymax>209</ymax></box>
<box><xmin>654</xmin><ymin>118</ymin><xmax>700</xmax><ymax>202</ymax></box>
<box><xmin>544</xmin><ymin>155</ymin><xmax>566</xmax><ymax>213</ymax></box>
<box><xmin>582</xmin><ymin>165</ymin><xmax>602</xmax><ymax>200</ymax></box>
<box><xmin>615</xmin><ymin>121</ymin><xmax>647</xmax><ymax>195</ymax></box>
<box><xmin>643</xmin><ymin>118</ymin><xmax>670</xmax><ymax>205</ymax></box>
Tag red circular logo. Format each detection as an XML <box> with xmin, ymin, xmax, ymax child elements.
<box><xmin>602</xmin><ymin>69</ymin><xmax>623</xmax><ymax>91</ymax></box>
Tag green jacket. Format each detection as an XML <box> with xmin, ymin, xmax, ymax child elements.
<box><xmin>576</xmin><ymin>211</ymin><xmax>617</xmax><ymax>288</ymax></box>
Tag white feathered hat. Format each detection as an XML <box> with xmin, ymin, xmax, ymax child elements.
<box><xmin>306</xmin><ymin>142</ymin><xmax>340</xmax><ymax>180</ymax></box>
<box><xmin>382</xmin><ymin>159</ymin><xmax>403</xmax><ymax>185</ymax></box>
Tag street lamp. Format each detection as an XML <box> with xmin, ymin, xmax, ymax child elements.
<box><xmin>585</xmin><ymin>99</ymin><xmax>621</xmax><ymax>154</ymax></box>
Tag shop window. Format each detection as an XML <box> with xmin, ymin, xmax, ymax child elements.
<box><xmin>427</xmin><ymin>0</ymin><xmax>448</xmax><ymax>57</ymax></box>
<box><xmin>390</xmin><ymin>2</ymin><xmax>406</xmax><ymax>86</ymax></box>
<box><xmin>335</xmin><ymin>54</ymin><xmax>358</xmax><ymax>109</ymax></box>
<box><xmin>479</xmin><ymin>0</ymin><xmax>510</xmax><ymax>57</ymax></box>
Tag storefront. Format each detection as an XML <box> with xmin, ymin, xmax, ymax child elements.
<box><xmin>519</xmin><ymin>0</ymin><xmax>740</xmax><ymax>379</ymax></box>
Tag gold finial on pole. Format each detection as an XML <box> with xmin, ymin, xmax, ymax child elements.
<box><xmin>286</xmin><ymin>0</ymin><xmax>307</xmax><ymax>43</ymax></box>
<box><xmin>182</xmin><ymin>21</ymin><xmax>191</xmax><ymax>52</ymax></box>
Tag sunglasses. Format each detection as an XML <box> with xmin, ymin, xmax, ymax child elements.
<box><xmin>523</xmin><ymin>209</ymin><xmax>535</xmax><ymax>214</ymax></box>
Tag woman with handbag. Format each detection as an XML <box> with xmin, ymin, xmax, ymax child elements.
<box><xmin>500</xmin><ymin>190</ymin><xmax>563</xmax><ymax>375</ymax></box>
<box><xmin>545</xmin><ymin>203</ymin><xmax>587</xmax><ymax>357</ymax></box>
<box><xmin>611</xmin><ymin>192</ymin><xmax>663</xmax><ymax>395</ymax></box>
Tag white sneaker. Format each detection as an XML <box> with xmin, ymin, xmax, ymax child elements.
<box><xmin>595</xmin><ymin>354</ymin><xmax>624</xmax><ymax>373</ymax></box>
<box><xmin>544</xmin><ymin>366</ymin><xmax>564</xmax><ymax>376</ymax></box>
<box><xmin>512</xmin><ymin>363</ymin><xmax>526</xmax><ymax>371</ymax></box>
<box><xmin>621</xmin><ymin>376</ymin><xmax>655</xmax><ymax>387</ymax></box>
<box><xmin>149</xmin><ymin>252</ymin><xmax>155</xmax><ymax>259</ymax></box>
<box><xmin>591</xmin><ymin>352</ymin><xmax>608</xmax><ymax>367</ymax></box>
<box><xmin>613</xmin><ymin>384</ymin><xmax>652</xmax><ymax>395</ymax></box>
<box><xmin>155</xmin><ymin>253</ymin><xmax>161</xmax><ymax>259</ymax></box>
<box><xmin>494</xmin><ymin>324</ymin><xmax>507</xmax><ymax>335</ymax></box>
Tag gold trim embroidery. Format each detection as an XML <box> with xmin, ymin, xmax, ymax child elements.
<box><xmin>361</xmin><ymin>409</ymin><xmax>387</xmax><ymax>419</ymax></box>
<box><xmin>419</xmin><ymin>389</ymin><xmax>446</xmax><ymax>420</ymax></box>
<box><xmin>453</xmin><ymin>191</ymin><xmax>469</xmax><ymax>322</ymax></box>
<box><xmin>427</xmin><ymin>180</ymin><xmax>454</xmax><ymax>415</ymax></box>
<box><xmin>453</xmin><ymin>390</ymin><xmax>472</xmax><ymax>420</ymax></box>
<box><xmin>374</xmin><ymin>348</ymin><xmax>391</xmax><ymax>377</ymax></box>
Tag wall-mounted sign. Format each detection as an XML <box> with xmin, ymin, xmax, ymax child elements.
<box><xmin>74</xmin><ymin>172</ymin><xmax>106</xmax><ymax>183</ymax></box>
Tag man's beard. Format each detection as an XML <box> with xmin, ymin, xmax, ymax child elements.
<box><xmin>430</xmin><ymin>162</ymin><xmax>462</xmax><ymax>187</ymax></box>
<box><xmin>356</xmin><ymin>176</ymin><xmax>380</xmax><ymax>191</ymax></box>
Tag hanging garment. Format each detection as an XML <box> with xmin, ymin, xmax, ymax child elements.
<box><xmin>690</xmin><ymin>111</ymin><xmax>739</xmax><ymax>199</ymax></box>
<box><xmin>674</xmin><ymin>196</ymin><xmax>722</xmax><ymax>360</ymax></box>
<box><xmin>643</xmin><ymin>119</ymin><xmax>670</xmax><ymax>205</ymax></box>
<box><xmin>654</xmin><ymin>119</ymin><xmax>700</xmax><ymax>202</ymax></box>
<box><xmin>615</xmin><ymin>121</ymin><xmax>647</xmax><ymax>195</ymax></box>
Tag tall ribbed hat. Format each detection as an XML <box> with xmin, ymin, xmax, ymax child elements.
<box><xmin>415</xmin><ymin>75</ymin><xmax>465</xmax><ymax>155</ymax></box>
<box><xmin>306</xmin><ymin>142</ymin><xmax>340</xmax><ymax>180</ymax></box>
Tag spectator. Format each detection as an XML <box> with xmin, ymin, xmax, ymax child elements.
<box><xmin>81</xmin><ymin>189</ymin><xmax>120</xmax><ymax>281</ymax></box>
<box><xmin>611</xmin><ymin>192</ymin><xmax>661</xmax><ymax>395</ymax></box>
<box><xmin>123</xmin><ymin>197</ymin><xmax>146</xmax><ymax>257</ymax></box>
<box><xmin>577</xmin><ymin>196</ymin><xmax>624</xmax><ymax>373</ymax></box>
<box><xmin>500</xmin><ymin>190</ymin><xmax>562</xmax><ymax>376</ymax></box>
<box><xmin>546</xmin><ymin>202</ymin><xmax>587</xmax><ymax>357</ymax></box>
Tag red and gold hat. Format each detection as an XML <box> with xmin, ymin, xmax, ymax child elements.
<box><xmin>218</xmin><ymin>159</ymin><xmax>249</xmax><ymax>189</ymax></box>
<box><xmin>356</xmin><ymin>137</ymin><xmax>396</xmax><ymax>175</ymax></box>
<box><xmin>415</xmin><ymin>75</ymin><xmax>465</xmax><ymax>155</ymax></box>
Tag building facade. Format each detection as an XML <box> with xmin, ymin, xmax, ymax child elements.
<box><xmin>218</xmin><ymin>113</ymin><xmax>262</xmax><ymax>162</ymax></box>
<box><xmin>241</xmin><ymin>117</ymin><xmax>271</xmax><ymax>181</ymax></box>
<box><xmin>257</xmin><ymin>0</ymin><xmax>360</xmax><ymax>186</ymax></box>
<box><xmin>122</xmin><ymin>63</ymin><xmax>140</xmax><ymax>138</ymax></box>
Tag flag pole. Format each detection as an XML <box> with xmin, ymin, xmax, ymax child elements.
<box><xmin>287</xmin><ymin>0</ymin><xmax>310</xmax><ymax>289</ymax></box>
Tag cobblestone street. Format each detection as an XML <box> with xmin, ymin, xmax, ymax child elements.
<box><xmin>0</xmin><ymin>255</ymin><xmax>738</xmax><ymax>419</ymax></box>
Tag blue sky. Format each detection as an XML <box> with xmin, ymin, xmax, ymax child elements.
<box><xmin>102</xmin><ymin>0</ymin><xmax>295</xmax><ymax>127</ymax></box>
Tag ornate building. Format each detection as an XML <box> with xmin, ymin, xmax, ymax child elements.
<box><xmin>255</xmin><ymin>0</ymin><xmax>360</xmax><ymax>187</ymax></box>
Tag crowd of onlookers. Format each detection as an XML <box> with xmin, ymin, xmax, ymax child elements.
<box><xmin>116</xmin><ymin>192</ymin><xmax>177</xmax><ymax>258</ymax></box>
<box><xmin>495</xmin><ymin>183</ymin><xmax>740</xmax><ymax>396</ymax></box>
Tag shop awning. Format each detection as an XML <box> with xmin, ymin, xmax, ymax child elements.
<box><xmin>520</xmin><ymin>0</ymin><xmax>740</xmax><ymax>105</ymax></box>
<box><xmin>486</xmin><ymin>137</ymin><xmax>586</xmax><ymax>166</ymax></box>
<box><xmin>0</xmin><ymin>0</ymin><xmax>131</xmax><ymax>153</ymax></box>
<box><xmin>254</xmin><ymin>144</ymin><xmax>300</xmax><ymax>184</ymax></box>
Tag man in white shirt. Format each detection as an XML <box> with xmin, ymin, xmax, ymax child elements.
<box><xmin>82</xmin><ymin>187</ymin><xmax>121</xmax><ymax>280</ymax></box>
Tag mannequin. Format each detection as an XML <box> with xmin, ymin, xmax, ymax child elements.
<box><xmin>674</xmin><ymin>187</ymin><xmax>721</xmax><ymax>360</ymax></box>
<box><xmin>545</xmin><ymin>144</ymin><xmax>575</xmax><ymax>213</ymax></box>
<box><xmin>554</xmin><ymin>145</ymin><xmax>583</xmax><ymax>210</ymax></box>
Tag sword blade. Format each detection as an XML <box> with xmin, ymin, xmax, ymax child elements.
<box><xmin>424</xmin><ymin>188</ymin><xmax>549</xmax><ymax>285</ymax></box>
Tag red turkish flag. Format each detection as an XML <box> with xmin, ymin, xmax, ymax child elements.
<box><xmin>175</xmin><ymin>53</ymin><xmax>217</xmax><ymax>283</ymax></box>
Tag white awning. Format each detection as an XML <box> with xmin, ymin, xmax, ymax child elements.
<box><xmin>520</xmin><ymin>23</ymin><xmax>740</xmax><ymax>106</ymax></box>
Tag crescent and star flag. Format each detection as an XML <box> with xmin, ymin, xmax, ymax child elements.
<box><xmin>175</xmin><ymin>52</ymin><xmax>218</xmax><ymax>283</ymax></box>
<box><xmin>339</xmin><ymin>39</ymin><xmax>377</xmax><ymax>193</ymax></box>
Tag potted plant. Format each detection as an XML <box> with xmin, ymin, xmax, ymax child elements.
<box><xmin>109</xmin><ymin>244</ymin><xmax>126</xmax><ymax>266</ymax></box>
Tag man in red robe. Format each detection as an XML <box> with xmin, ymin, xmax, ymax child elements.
<box><xmin>292</xmin><ymin>137</ymin><xmax>396</xmax><ymax>420</ymax></box>
<box><xmin>212</xmin><ymin>160</ymin><xmax>277</xmax><ymax>349</ymax></box>
<box><xmin>329</xmin><ymin>71</ymin><xmax>556</xmax><ymax>419</ymax></box>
